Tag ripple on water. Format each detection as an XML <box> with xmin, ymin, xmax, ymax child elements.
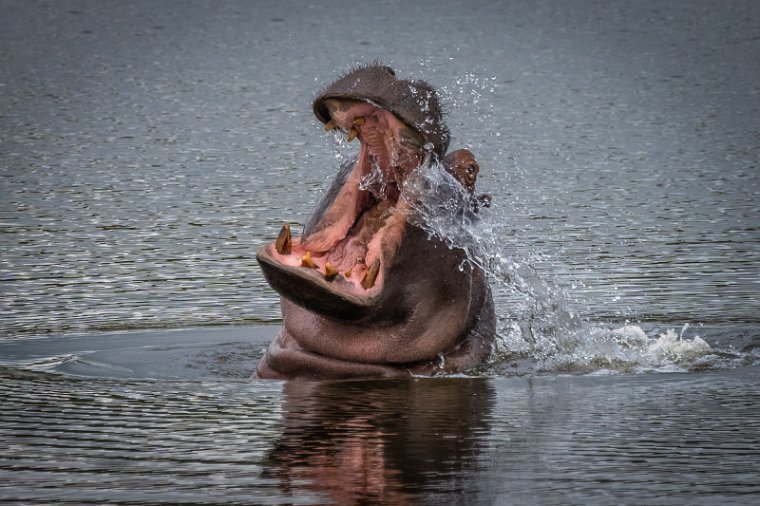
<box><xmin>1</xmin><ymin>367</ymin><xmax>759</xmax><ymax>504</ymax></box>
<box><xmin>0</xmin><ymin>368</ymin><xmax>287</xmax><ymax>504</ymax></box>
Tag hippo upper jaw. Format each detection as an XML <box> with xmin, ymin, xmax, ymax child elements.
<box><xmin>313</xmin><ymin>64</ymin><xmax>450</xmax><ymax>159</ymax></box>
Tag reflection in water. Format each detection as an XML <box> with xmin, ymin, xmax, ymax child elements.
<box><xmin>266</xmin><ymin>378</ymin><xmax>494</xmax><ymax>504</ymax></box>
<box><xmin>2</xmin><ymin>360</ymin><xmax>759</xmax><ymax>504</ymax></box>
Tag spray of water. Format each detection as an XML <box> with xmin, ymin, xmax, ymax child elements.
<box><xmin>324</xmin><ymin>64</ymin><xmax>720</xmax><ymax>375</ymax></box>
<box><xmin>398</xmin><ymin>160</ymin><xmax>725</xmax><ymax>374</ymax></box>
<box><xmin>399</xmin><ymin>159</ymin><xmax>582</xmax><ymax>353</ymax></box>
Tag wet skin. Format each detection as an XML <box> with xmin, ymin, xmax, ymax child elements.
<box><xmin>255</xmin><ymin>65</ymin><xmax>495</xmax><ymax>379</ymax></box>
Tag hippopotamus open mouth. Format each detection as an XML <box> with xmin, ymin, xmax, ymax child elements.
<box><xmin>256</xmin><ymin>65</ymin><xmax>495</xmax><ymax>379</ymax></box>
<box><xmin>258</xmin><ymin>65</ymin><xmax>452</xmax><ymax>320</ymax></box>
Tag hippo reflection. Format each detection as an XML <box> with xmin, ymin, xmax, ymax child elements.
<box><xmin>256</xmin><ymin>65</ymin><xmax>495</xmax><ymax>379</ymax></box>
<box><xmin>264</xmin><ymin>378</ymin><xmax>495</xmax><ymax>503</ymax></box>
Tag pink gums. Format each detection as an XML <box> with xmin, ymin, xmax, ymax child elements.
<box><xmin>266</xmin><ymin>100</ymin><xmax>425</xmax><ymax>295</ymax></box>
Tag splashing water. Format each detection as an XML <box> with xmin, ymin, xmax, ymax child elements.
<box><xmin>325</xmin><ymin>68</ymin><xmax>726</xmax><ymax>375</ymax></box>
<box><xmin>398</xmin><ymin>161</ymin><xmax>727</xmax><ymax>375</ymax></box>
<box><xmin>358</xmin><ymin>155</ymin><xmax>390</xmax><ymax>200</ymax></box>
<box><xmin>400</xmin><ymin>160</ymin><xmax>580</xmax><ymax>343</ymax></box>
<box><xmin>330</xmin><ymin>129</ymin><xmax>354</xmax><ymax>164</ymax></box>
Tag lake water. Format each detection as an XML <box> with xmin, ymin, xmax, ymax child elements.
<box><xmin>1</xmin><ymin>0</ymin><xmax>759</xmax><ymax>504</ymax></box>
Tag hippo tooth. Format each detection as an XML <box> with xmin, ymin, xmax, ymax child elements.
<box><xmin>361</xmin><ymin>258</ymin><xmax>380</xmax><ymax>290</ymax></box>
<box><xmin>301</xmin><ymin>251</ymin><xmax>317</xmax><ymax>269</ymax></box>
<box><xmin>352</xmin><ymin>116</ymin><xmax>365</xmax><ymax>126</ymax></box>
<box><xmin>343</xmin><ymin>268</ymin><xmax>352</xmax><ymax>278</ymax></box>
<box><xmin>275</xmin><ymin>223</ymin><xmax>292</xmax><ymax>255</ymax></box>
<box><xmin>324</xmin><ymin>262</ymin><xmax>339</xmax><ymax>281</ymax></box>
<box><xmin>324</xmin><ymin>119</ymin><xmax>337</xmax><ymax>131</ymax></box>
<box><xmin>347</xmin><ymin>127</ymin><xmax>359</xmax><ymax>142</ymax></box>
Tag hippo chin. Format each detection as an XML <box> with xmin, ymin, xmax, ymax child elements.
<box><xmin>255</xmin><ymin>64</ymin><xmax>495</xmax><ymax>379</ymax></box>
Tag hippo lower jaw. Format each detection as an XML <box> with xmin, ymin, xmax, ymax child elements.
<box><xmin>257</xmin><ymin>99</ymin><xmax>426</xmax><ymax>321</ymax></box>
<box><xmin>257</xmin><ymin>246</ymin><xmax>381</xmax><ymax>321</ymax></box>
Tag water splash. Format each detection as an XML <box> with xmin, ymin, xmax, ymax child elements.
<box><xmin>325</xmin><ymin>90</ymin><xmax>614</xmax><ymax>373</ymax></box>
<box><xmin>400</xmin><ymin>160</ymin><xmax>580</xmax><ymax>336</ymax></box>
<box><xmin>326</xmin><ymin>68</ymin><xmax>725</xmax><ymax>376</ymax></box>
<box><xmin>530</xmin><ymin>324</ymin><xmax>724</xmax><ymax>375</ymax></box>
<box><xmin>358</xmin><ymin>155</ymin><xmax>389</xmax><ymax>200</ymax></box>
<box><xmin>330</xmin><ymin>129</ymin><xmax>354</xmax><ymax>165</ymax></box>
<box><xmin>397</xmin><ymin>155</ymin><xmax>727</xmax><ymax>375</ymax></box>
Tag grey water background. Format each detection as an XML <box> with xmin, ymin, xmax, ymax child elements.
<box><xmin>1</xmin><ymin>0</ymin><xmax>759</xmax><ymax>504</ymax></box>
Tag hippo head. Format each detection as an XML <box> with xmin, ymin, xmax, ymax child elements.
<box><xmin>256</xmin><ymin>64</ymin><xmax>494</xmax><ymax>379</ymax></box>
<box><xmin>258</xmin><ymin>65</ymin><xmax>453</xmax><ymax>320</ymax></box>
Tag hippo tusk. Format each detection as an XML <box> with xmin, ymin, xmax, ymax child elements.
<box><xmin>324</xmin><ymin>262</ymin><xmax>339</xmax><ymax>281</ymax></box>
<box><xmin>275</xmin><ymin>223</ymin><xmax>292</xmax><ymax>255</ymax></box>
<box><xmin>361</xmin><ymin>258</ymin><xmax>380</xmax><ymax>289</ymax></box>
<box><xmin>301</xmin><ymin>251</ymin><xmax>317</xmax><ymax>269</ymax></box>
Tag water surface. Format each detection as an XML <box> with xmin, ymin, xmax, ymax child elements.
<box><xmin>2</xmin><ymin>0</ymin><xmax>758</xmax><ymax>335</ymax></box>
<box><xmin>1</xmin><ymin>0</ymin><xmax>759</xmax><ymax>503</ymax></box>
<box><xmin>2</xmin><ymin>329</ymin><xmax>758</xmax><ymax>505</ymax></box>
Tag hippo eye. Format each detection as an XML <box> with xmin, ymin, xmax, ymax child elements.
<box><xmin>465</xmin><ymin>164</ymin><xmax>477</xmax><ymax>176</ymax></box>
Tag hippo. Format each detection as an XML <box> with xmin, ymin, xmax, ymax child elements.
<box><xmin>255</xmin><ymin>64</ymin><xmax>495</xmax><ymax>379</ymax></box>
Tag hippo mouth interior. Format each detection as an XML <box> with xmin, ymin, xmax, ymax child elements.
<box><xmin>258</xmin><ymin>98</ymin><xmax>426</xmax><ymax>305</ymax></box>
